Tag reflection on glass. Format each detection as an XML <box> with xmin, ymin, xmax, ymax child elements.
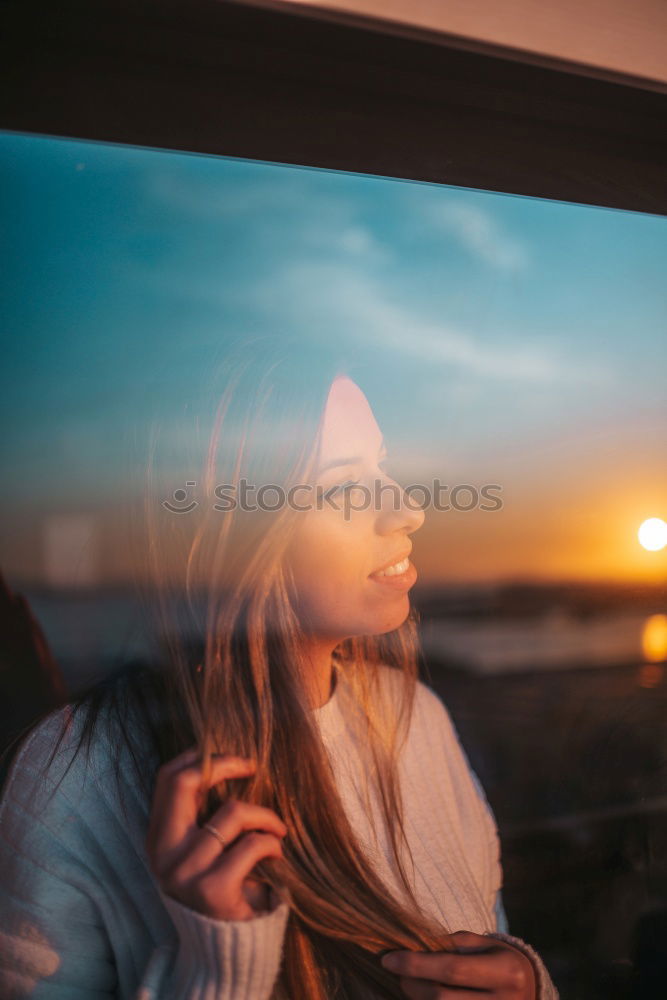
<box><xmin>2</xmin><ymin>127</ymin><xmax>667</xmax><ymax>1000</ymax></box>
<box><xmin>641</xmin><ymin>612</ymin><xmax>667</xmax><ymax>663</ymax></box>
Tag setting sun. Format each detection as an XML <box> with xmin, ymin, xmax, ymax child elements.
<box><xmin>638</xmin><ymin>517</ymin><xmax>667</xmax><ymax>552</ymax></box>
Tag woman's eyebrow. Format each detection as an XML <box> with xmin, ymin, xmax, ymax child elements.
<box><xmin>317</xmin><ymin>440</ymin><xmax>386</xmax><ymax>475</ymax></box>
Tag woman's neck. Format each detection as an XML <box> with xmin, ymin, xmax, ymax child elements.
<box><xmin>302</xmin><ymin>640</ymin><xmax>339</xmax><ymax>709</ymax></box>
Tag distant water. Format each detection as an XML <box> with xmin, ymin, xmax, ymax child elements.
<box><xmin>23</xmin><ymin>586</ymin><xmax>208</xmax><ymax>690</ymax></box>
<box><xmin>20</xmin><ymin>586</ymin><xmax>667</xmax><ymax>688</ymax></box>
<box><xmin>421</xmin><ymin>607</ymin><xmax>664</xmax><ymax>674</ymax></box>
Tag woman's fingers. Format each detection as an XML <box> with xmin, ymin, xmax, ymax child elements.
<box><xmin>175</xmin><ymin>799</ymin><xmax>288</xmax><ymax>879</ymax></box>
<box><xmin>147</xmin><ymin>750</ymin><xmax>257</xmax><ymax>868</ymax></box>
<box><xmin>147</xmin><ymin>747</ymin><xmax>290</xmax><ymax>921</ymax></box>
<box><xmin>396</xmin><ymin>951</ymin><xmax>500</xmax><ymax>993</ymax></box>
<box><xmin>382</xmin><ymin>941</ymin><xmax>535</xmax><ymax>998</ymax></box>
<box><xmin>192</xmin><ymin>831</ymin><xmax>284</xmax><ymax>919</ymax></box>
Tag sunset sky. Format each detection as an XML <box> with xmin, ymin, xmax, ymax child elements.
<box><xmin>1</xmin><ymin>130</ymin><xmax>666</xmax><ymax>586</ymax></box>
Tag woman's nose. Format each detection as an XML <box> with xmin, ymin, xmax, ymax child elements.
<box><xmin>404</xmin><ymin>494</ymin><xmax>426</xmax><ymax>534</ymax></box>
<box><xmin>376</xmin><ymin>481</ymin><xmax>425</xmax><ymax>534</ymax></box>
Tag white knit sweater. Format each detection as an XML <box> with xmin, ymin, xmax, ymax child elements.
<box><xmin>0</xmin><ymin>667</ymin><xmax>559</xmax><ymax>999</ymax></box>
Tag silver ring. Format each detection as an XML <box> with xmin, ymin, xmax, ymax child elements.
<box><xmin>202</xmin><ymin>822</ymin><xmax>228</xmax><ymax>850</ymax></box>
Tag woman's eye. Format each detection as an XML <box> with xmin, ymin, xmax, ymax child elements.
<box><xmin>336</xmin><ymin>479</ymin><xmax>362</xmax><ymax>494</ymax></box>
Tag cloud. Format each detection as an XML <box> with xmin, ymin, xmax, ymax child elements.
<box><xmin>138</xmin><ymin>169</ymin><xmax>603</xmax><ymax>386</ymax></box>
<box><xmin>335</xmin><ymin>226</ymin><xmax>380</xmax><ymax>256</ymax></box>
<box><xmin>425</xmin><ymin>199</ymin><xmax>529</xmax><ymax>272</ymax></box>
<box><xmin>143</xmin><ymin>164</ymin><xmax>523</xmax><ymax>281</ymax></box>
<box><xmin>143</xmin><ymin>168</ymin><xmax>390</xmax><ymax>265</ymax></box>
<box><xmin>146</xmin><ymin>170</ymin><xmax>294</xmax><ymax>219</ymax></box>
<box><xmin>251</xmin><ymin>260</ymin><xmax>609</xmax><ymax>386</ymax></box>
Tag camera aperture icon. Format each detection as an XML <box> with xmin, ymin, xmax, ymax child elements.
<box><xmin>162</xmin><ymin>481</ymin><xmax>198</xmax><ymax>513</ymax></box>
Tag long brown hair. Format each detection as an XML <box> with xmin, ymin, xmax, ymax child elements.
<box><xmin>65</xmin><ymin>333</ymin><xmax>457</xmax><ymax>998</ymax></box>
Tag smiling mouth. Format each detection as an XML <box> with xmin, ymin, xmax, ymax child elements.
<box><xmin>370</xmin><ymin>556</ymin><xmax>410</xmax><ymax>578</ymax></box>
<box><xmin>368</xmin><ymin>555</ymin><xmax>416</xmax><ymax>591</ymax></box>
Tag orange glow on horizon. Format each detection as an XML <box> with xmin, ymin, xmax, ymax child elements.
<box><xmin>642</xmin><ymin>614</ymin><xmax>667</xmax><ymax>664</ymax></box>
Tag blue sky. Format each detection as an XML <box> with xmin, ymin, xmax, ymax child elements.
<box><xmin>1</xmin><ymin>130</ymin><xmax>666</xmax><ymax>584</ymax></box>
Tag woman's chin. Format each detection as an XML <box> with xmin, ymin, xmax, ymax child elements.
<box><xmin>368</xmin><ymin>596</ymin><xmax>411</xmax><ymax>635</ymax></box>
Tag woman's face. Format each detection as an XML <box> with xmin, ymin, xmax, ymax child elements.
<box><xmin>286</xmin><ymin>376</ymin><xmax>425</xmax><ymax>642</ymax></box>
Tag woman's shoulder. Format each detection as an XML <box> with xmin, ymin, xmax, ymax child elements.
<box><xmin>1</xmin><ymin>684</ymin><xmax>159</xmax><ymax>834</ymax></box>
<box><xmin>0</xmin><ymin>690</ymin><xmax>167</xmax><ymax>970</ymax></box>
<box><xmin>372</xmin><ymin>664</ymin><xmax>457</xmax><ymax>732</ymax></box>
<box><xmin>374</xmin><ymin>667</ymin><xmax>475</xmax><ymax>771</ymax></box>
<box><xmin>360</xmin><ymin>665</ymin><xmax>463</xmax><ymax>764</ymax></box>
<box><xmin>4</xmin><ymin>704</ymin><xmax>103</xmax><ymax>800</ymax></box>
<box><xmin>411</xmin><ymin>676</ymin><xmax>458</xmax><ymax>734</ymax></box>
<box><xmin>402</xmin><ymin>674</ymin><xmax>497</xmax><ymax>823</ymax></box>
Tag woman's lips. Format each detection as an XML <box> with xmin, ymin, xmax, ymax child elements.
<box><xmin>368</xmin><ymin>559</ymin><xmax>417</xmax><ymax>591</ymax></box>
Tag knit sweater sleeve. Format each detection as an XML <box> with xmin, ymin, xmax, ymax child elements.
<box><xmin>0</xmin><ymin>712</ymin><xmax>289</xmax><ymax>1000</ymax></box>
<box><xmin>147</xmin><ymin>891</ymin><xmax>290</xmax><ymax>1000</ymax></box>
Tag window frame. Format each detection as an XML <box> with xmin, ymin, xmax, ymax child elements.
<box><xmin>0</xmin><ymin>0</ymin><xmax>665</xmax><ymax>216</ymax></box>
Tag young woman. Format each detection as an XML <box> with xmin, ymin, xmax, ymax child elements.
<box><xmin>0</xmin><ymin>337</ymin><xmax>559</xmax><ymax>999</ymax></box>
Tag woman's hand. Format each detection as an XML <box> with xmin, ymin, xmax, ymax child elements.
<box><xmin>380</xmin><ymin>930</ymin><xmax>537</xmax><ymax>999</ymax></box>
<box><xmin>146</xmin><ymin>747</ymin><xmax>287</xmax><ymax>921</ymax></box>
